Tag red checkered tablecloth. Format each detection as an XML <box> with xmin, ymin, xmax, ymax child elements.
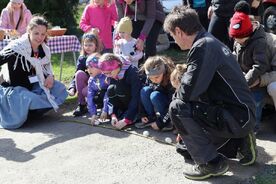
<box><xmin>0</xmin><ymin>35</ymin><xmax>81</xmax><ymax>53</ymax></box>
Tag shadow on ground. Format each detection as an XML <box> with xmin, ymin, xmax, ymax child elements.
<box><xmin>0</xmin><ymin>108</ymin><xmax>176</xmax><ymax>163</ymax></box>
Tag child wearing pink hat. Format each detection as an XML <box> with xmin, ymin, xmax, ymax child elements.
<box><xmin>98</xmin><ymin>53</ymin><xmax>142</xmax><ymax>129</ymax></box>
<box><xmin>0</xmin><ymin>0</ymin><xmax>32</xmax><ymax>36</ymax></box>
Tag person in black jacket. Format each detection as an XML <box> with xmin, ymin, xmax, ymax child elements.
<box><xmin>164</xmin><ymin>6</ymin><xmax>257</xmax><ymax>180</ymax></box>
<box><xmin>183</xmin><ymin>0</ymin><xmax>211</xmax><ymax>30</ymax></box>
<box><xmin>207</xmin><ymin>0</ymin><xmax>254</xmax><ymax>49</ymax></box>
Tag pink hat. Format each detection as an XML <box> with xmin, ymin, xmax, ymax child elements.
<box><xmin>98</xmin><ymin>60</ymin><xmax>121</xmax><ymax>72</ymax></box>
<box><xmin>10</xmin><ymin>0</ymin><xmax>24</xmax><ymax>3</ymax></box>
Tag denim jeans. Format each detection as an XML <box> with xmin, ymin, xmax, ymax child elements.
<box><xmin>140</xmin><ymin>86</ymin><xmax>169</xmax><ymax>119</ymax></box>
<box><xmin>251</xmin><ymin>88</ymin><xmax>266</xmax><ymax>126</ymax></box>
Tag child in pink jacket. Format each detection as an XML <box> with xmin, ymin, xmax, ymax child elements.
<box><xmin>0</xmin><ymin>0</ymin><xmax>32</xmax><ymax>36</ymax></box>
<box><xmin>80</xmin><ymin>0</ymin><xmax>118</xmax><ymax>53</ymax></box>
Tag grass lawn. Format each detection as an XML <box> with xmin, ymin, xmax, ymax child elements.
<box><xmin>51</xmin><ymin>53</ymin><xmax>77</xmax><ymax>85</ymax></box>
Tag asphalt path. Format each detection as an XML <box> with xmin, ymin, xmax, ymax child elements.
<box><xmin>0</xmin><ymin>109</ymin><xmax>275</xmax><ymax>184</ymax></box>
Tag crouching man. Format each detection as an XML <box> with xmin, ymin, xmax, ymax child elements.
<box><xmin>163</xmin><ymin>6</ymin><xmax>257</xmax><ymax>180</ymax></box>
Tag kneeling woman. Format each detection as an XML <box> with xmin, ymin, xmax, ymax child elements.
<box><xmin>0</xmin><ymin>16</ymin><xmax>67</xmax><ymax>129</ymax></box>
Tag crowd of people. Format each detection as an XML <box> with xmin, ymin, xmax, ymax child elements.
<box><xmin>0</xmin><ymin>0</ymin><xmax>275</xmax><ymax>181</ymax></box>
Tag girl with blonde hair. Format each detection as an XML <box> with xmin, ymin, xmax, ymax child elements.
<box><xmin>68</xmin><ymin>32</ymin><xmax>104</xmax><ymax>117</ymax></box>
<box><xmin>0</xmin><ymin>0</ymin><xmax>32</xmax><ymax>36</ymax></box>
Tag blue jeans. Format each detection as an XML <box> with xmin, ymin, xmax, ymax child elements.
<box><xmin>140</xmin><ymin>86</ymin><xmax>169</xmax><ymax>119</ymax></box>
<box><xmin>251</xmin><ymin>88</ymin><xmax>266</xmax><ymax>127</ymax></box>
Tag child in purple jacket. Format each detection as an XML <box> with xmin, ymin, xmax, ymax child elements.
<box><xmin>68</xmin><ymin>32</ymin><xmax>103</xmax><ymax>117</ymax></box>
<box><xmin>86</xmin><ymin>54</ymin><xmax>110</xmax><ymax>125</ymax></box>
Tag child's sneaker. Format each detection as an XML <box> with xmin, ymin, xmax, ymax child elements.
<box><xmin>73</xmin><ymin>104</ymin><xmax>88</xmax><ymax>117</ymax></box>
<box><xmin>68</xmin><ymin>88</ymin><xmax>76</xmax><ymax>96</ymax></box>
<box><xmin>161</xmin><ymin>123</ymin><xmax>174</xmax><ymax>131</ymax></box>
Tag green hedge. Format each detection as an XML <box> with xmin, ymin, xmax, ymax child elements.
<box><xmin>0</xmin><ymin>0</ymin><xmax>80</xmax><ymax>35</ymax></box>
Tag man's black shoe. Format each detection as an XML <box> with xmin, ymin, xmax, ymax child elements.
<box><xmin>183</xmin><ymin>155</ymin><xmax>229</xmax><ymax>180</ymax></box>
<box><xmin>239</xmin><ymin>132</ymin><xmax>257</xmax><ymax>166</ymax></box>
<box><xmin>73</xmin><ymin>104</ymin><xmax>88</xmax><ymax>117</ymax></box>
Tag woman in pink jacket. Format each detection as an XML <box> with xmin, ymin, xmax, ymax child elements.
<box><xmin>80</xmin><ymin>0</ymin><xmax>118</xmax><ymax>53</ymax></box>
<box><xmin>0</xmin><ymin>0</ymin><xmax>32</xmax><ymax>36</ymax></box>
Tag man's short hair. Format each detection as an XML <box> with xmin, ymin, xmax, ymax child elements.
<box><xmin>163</xmin><ymin>6</ymin><xmax>203</xmax><ymax>35</ymax></box>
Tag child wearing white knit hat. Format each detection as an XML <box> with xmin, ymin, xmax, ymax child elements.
<box><xmin>114</xmin><ymin>17</ymin><xmax>143</xmax><ymax>68</ymax></box>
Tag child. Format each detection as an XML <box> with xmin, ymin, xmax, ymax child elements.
<box><xmin>170</xmin><ymin>64</ymin><xmax>187</xmax><ymax>135</ymax></box>
<box><xmin>114</xmin><ymin>16</ymin><xmax>143</xmax><ymax>67</ymax></box>
<box><xmin>80</xmin><ymin>0</ymin><xmax>118</xmax><ymax>53</ymax></box>
<box><xmin>68</xmin><ymin>32</ymin><xmax>103</xmax><ymax>116</ymax></box>
<box><xmin>86</xmin><ymin>53</ymin><xmax>110</xmax><ymax>124</ymax></box>
<box><xmin>170</xmin><ymin>64</ymin><xmax>187</xmax><ymax>90</ymax></box>
<box><xmin>115</xmin><ymin>0</ymin><xmax>165</xmax><ymax>60</ymax></box>
<box><xmin>98</xmin><ymin>53</ymin><xmax>142</xmax><ymax>129</ymax></box>
<box><xmin>0</xmin><ymin>0</ymin><xmax>32</xmax><ymax>36</ymax></box>
<box><xmin>138</xmin><ymin>56</ymin><xmax>175</xmax><ymax>131</ymax></box>
<box><xmin>229</xmin><ymin>1</ymin><xmax>271</xmax><ymax>133</ymax></box>
<box><xmin>170</xmin><ymin>64</ymin><xmax>192</xmax><ymax>160</ymax></box>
